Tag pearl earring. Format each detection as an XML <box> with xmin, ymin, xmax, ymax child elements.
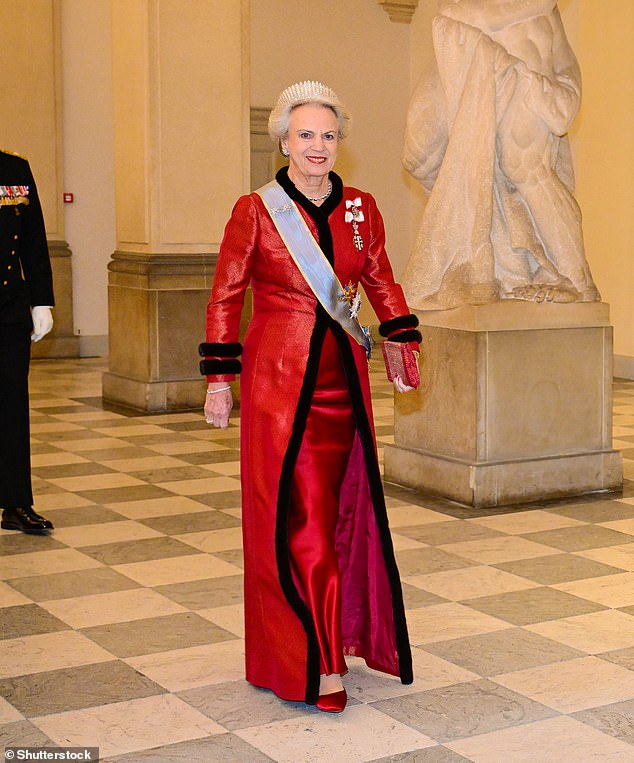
<box><xmin>281</xmin><ymin>146</ymin><xmax>289</xmax><ymax>157</ymax></box>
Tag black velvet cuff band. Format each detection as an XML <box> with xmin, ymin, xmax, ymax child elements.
<box><xmin>379</xmin><ymin>314</ymin><xmax>419</xmax><ymax>337</ymax></box>
<box><xmin>198</xmin><ymin>342</ymin><xmax>242</xmax><ymax>358</ymax></box>
<box><xmin>384</xmin><ymin>329</ymin><xmax>422</xmax><ymax>344</ymax></box>
<box><xmin>199</xmin><ymin>359</ymin><xmax>242</xmax><ymax>375</ymax></box>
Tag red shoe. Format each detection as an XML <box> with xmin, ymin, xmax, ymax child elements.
<box><xmin>316</xmin><ymin>689</ymin><xmax>347</xmax><ymax>713</ymax></box>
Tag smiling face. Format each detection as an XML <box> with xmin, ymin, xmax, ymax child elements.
<box><xmin>281</xmin><ymin>103</ymin><xmax>339</xmax><ymax>188</ymax></box>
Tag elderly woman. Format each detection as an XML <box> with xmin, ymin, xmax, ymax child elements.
<box><xmin>200</xmin><ymin>81</ymin><xmax>421</xmax><ymax>713</ymax></box>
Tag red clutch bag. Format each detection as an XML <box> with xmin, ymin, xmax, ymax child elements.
<box><xmin>381</xmin><ymin>340</ymin><xmax>420</xmax><ymax>388</ymax></box>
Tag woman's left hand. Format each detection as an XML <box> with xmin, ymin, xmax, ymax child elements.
<box><xmin>393</xmin><ymin>374</ymin><xmax>416</xmax><ymax>394</ymax></box>
<box><xmin>204</xmin><ymin>384</ymin><xmax>234</xmax><ymax>428</ymax></box>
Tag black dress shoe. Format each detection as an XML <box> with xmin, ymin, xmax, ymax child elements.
<box><xmin>1</xmin><ymin>506</ymin><xmax>54</xmax><ymax>534</ymax></box>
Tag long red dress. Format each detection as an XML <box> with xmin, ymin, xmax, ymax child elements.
<box><xmin>202</xmin><ymin>168</ymin><xmax>420</xmax><ymax>704</ymax></box>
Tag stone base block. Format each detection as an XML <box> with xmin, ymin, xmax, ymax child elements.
<box><xmin>384</xmin><ymin>444</ymin><xmax>624</xmax><ymax>508</ymax></box>
<box><xmin>32</xmin><ymin>334</ymin><xmax>80</xmax><ymax>359</ymax></box>
<box><xmin>102</xmin><ymin>371</ymin><xmax>210</xmax><ymax>412</ymax></box>
<box><xmin>384</xmin><ymin>302</ymin><xmax>624</xmax><ymax>508</ymax></box>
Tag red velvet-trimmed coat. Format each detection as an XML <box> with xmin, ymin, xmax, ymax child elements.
<box><xmin>202</xmin><ymin>169</ymin><xmax>420</xmax><ymax>704</ymax></box>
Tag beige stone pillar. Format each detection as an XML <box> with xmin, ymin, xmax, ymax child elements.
<box><xmin>103</xmin><ymin>0</ymin><xmax>250</xmax><ymax>411</ymax></box>
<box><xmin>0</xmin><ymin>0</ymin><xmax>79</xmax><ymax>358</ymax></box>
<box><xmin>384</xmin><ymin>303</ymin><xmax>623</xmax><ymax>508</ymax></box>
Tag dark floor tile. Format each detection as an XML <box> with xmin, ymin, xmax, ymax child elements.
<box><xmin>547</xmin><ymin>501</ymin><xmax>634</xmax><ymax>523</ymax></box>
<box><xmin>520</xmin><ymin>525</ymin><xmax>634</xmax><ymax>552</ymax></box>
<box><xmin>37</xmin><ymin>405</ymin><xmax>99</xmax><ymax>414</ymax></box>
<box><xmin>70</xmin><ymin>396</ymin><xmax>138</xmax><ymax>416</ymax></box>
<box><xmin>423</xmin><ymin>628</ymin><xmax>584</xmax><ymax>676</ymax></box>
<box><xmin>32</xmin><ymin>481</ymin><xmax>67</xmax><ymax>496</ymax></box>
<box><xmin>395</xmin><ymin>547</ymin><xmax>475</xmax><ymax>577</ymax></box>
<box><xmin>108</xmin><ymin>734</ymin><xmax>274</xmax><ymax>763</ymax></box>
<box><xmin>601</xmin><ymin>647</ymin><xmax>634</xmax><ymax>672</ymax></box>
<box><xmin>76</xmin><ymin>484</ymin><xmax>175</xmax><ymax>504</ymax></box>
<box><xmin>87</xmin><ymin>418</ymin><xmax>164</xmax><ymax>429</ymax></box>
<box><xmin>212</xmin><ymin>436</ymin><xmax>240</xmax><ymax>450</ymax></box>
<box><xmin>31</xmin><ymin>463</ymin><xmax>117</xmax><ymax>479</ymax></box>
<box><xmin>123</xmin><ymin>433</ymin><xmax>199</xmax><ymax>446</ymax></box>
<box><xmin>212</xmin><ymin>549</ymin><xmax>244</xmax><ymax>569</ymax></box>
<box><xmin>30</xmin><ymin>442</ymin><xmax>69</xmax><ymax>455</ymax></box>
<box><xmin>0</xmin><ymin>660</ymin><xmax>165</xmax><ymax>716</ymax></box>
<box><xmin>45</xmin><ymin>505</ymin><xmax>127</xmax><ymax>528</ymax></box>
<box><xmin>494</xmin><ymin>553</ymin><xmax>627</xmax><ymax>585</ymax></box>
<box><xmin>371</xmin><ymin>679</ymin><xmax>556</xmax><ymax>743</ymax></box>
<box><xmin>81</xmin><ymin>612</ymin><xmax>237</xmax><ymax>657</ymax></box>
<box><xmin>403</xmin><ymin>582</ymin><xmax>447</xmax><ymax>609</ymax></box>
<box><xmin>463</xmin><ymin>587</ymin><xmax>605</xmax><ymax>625</ymax></box>
<box><xmin>397</xmin><ymin>521</ymin><xmax>503</xmax><ymax>546</ymax></box>
<box><xmin>139</xmin><ymin>511</ymin><xmax>241</xmax><ymax>535</ymax></box>
<box><xmin>0</xmin><ymin>720</ymin><xmax>54</xmax><ymax>749</ymax></box>
<box><xmin>0</xmin><ymin>532</ymin><xmax>65</xmax><ymax>557</ymax></box>
<box><xmin>179</xmin><ymin>680</ymin><xmax>310</xmax><ymax>730</ymax></box>
<box><xmin>129</xmin><ymin>466</ymin><xmax>219</xmax><ymax>484</ymax></box>
<box><xmin>0</xmin><ymin>604</ymin><xmax>69</xmax><ymax>640</ymax></box>
<box><xmin>158</xmin><ymin>421</ymin><xmax>212</xmax><ymax>432</ymax></box>
<box><xmin>79</xmin><ymin>536</ymin><xmax>201</xmax><ymax>565</ymax></box>
<box><xmin>368</xmin><ymin>748</ymin><xmax>472</xmax><ymax>763</ymax></box>
<box><xmin>32</xmin><ymin>429</ymin><xmax>99</xmax><ymax>443</ymax></box>
<box><xmin>178</xmin><ymin>450</ymin><xmax>240</xmax><ymax>466</ymax></box>
<box><xmin>154</xmin><ymin>575</ymin><xmax>243</xmax><ymax>610</ymax></box>
<box><xmin>573</xmin><ymin>698</ymin><xmax>634</xmax><ymax>745</ymax></box>
<box><xmin>7</xmin><ymin>567</ymin><xmax>140</xmax><ymax>602</ymax></box>
<box><xmin>190</xmin><ymin>491</ymin><xmax>243</xmax><ymax>510</ymax></box>
<box><xmin>83</xmin><ymin>446</ymin><xmax>160</xmax><ymax>461</ymax></box>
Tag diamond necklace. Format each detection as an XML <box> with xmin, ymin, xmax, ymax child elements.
<box><xmin>305</xmin><ymin>181</ymin><xmax>332</xmax><ymax>203</ymax></box>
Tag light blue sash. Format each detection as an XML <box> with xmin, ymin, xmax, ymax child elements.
<box><xmin>256</xmin><ymin>181</ymin><xmax>371</xmax><ymax>354</ymax></box>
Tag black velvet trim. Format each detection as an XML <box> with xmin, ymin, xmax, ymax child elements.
<box><xmin>199</xmin><ymin>342</ymin><xmax>242</xmax><ymax>358</ymax></box>
<box><xmin>272</xmin><ymin>168</ymin><xmax>413</xmax><ymax>699</ymax></box>
<box><xmin>334</xmin><ymin>323</ymin><xmax>413</xmax><ymax>686</ymax></box>
<box><xmin>275</xmin><ymin>318</ymin><xmax>328</xmax><ymax>705</ymax></box>
<box><xmin>379</xmin><ymin>314</ymin><xmax>419</xmax><ymax>337</ymax></box>
<box><xmin>384</xmin><ymin>329</ymin><xmax>422</xmax><ymax>344</ymax></box>
<box><xmin>276</xmin><ymin>166</ymin><xmax>343</xmax><ymax>223</ymax></box>
<box><xmin>273</xmin><ymin>169</ymin><xmax>344</xmax><ymax>704</ymax></box>
<box><xmin>199</xmin><ymin>359</ymin><xmax>242</xmax><ymax>375</ymax></box>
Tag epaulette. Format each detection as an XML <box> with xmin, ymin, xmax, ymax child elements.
<box><xmin>0</xmin><ymin>149</ymin><xmax>27</xmax><ymax>160</ymax></box>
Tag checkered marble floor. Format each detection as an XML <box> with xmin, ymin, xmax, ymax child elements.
<box><xmin>1</xmin><ymin>358</ymin><xmax>634</xmax><ymax>762</ymax></box>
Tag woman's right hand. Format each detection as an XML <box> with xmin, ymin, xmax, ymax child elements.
<box><xmin>204</xmin><ymin>383</ymin><xmax>233</xmax><ymax>428</ymax></box>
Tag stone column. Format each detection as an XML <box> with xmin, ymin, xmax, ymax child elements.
<box><xmin>102</xmin><ymin>0</ymin><xmax>250</xmax><ymax>411</ymax></box>
<box><xmin>0</xmin><ymin>0</ymin><xmax>79</xmax><ymax>358</ymax></box>
<box><xmin>384</xmin><ymin>302</ymin><xmax>623</xmax><ymax>508</ymax></box>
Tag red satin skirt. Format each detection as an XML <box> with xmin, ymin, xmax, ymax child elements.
<box><xmin>287</xmin><ymin>328</ymin><xmax>355</xmax><ymax>677</ymax></box>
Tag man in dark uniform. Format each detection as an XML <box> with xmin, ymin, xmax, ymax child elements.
<box><xmin>0</xmin><ymin>150</ymin><xmax>55</xmax><ymax>534</ymax></box>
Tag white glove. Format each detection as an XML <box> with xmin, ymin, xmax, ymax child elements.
<box><xmin>31</xmin><ymin>306</ymin><xmax>54</xmax><ymax>342</ymax></box>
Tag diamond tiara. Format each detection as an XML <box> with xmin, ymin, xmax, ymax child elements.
<box><xmin>277</xmin><ymin>80</ymin><xmax>339</xmax><ymax>107</ymax></box>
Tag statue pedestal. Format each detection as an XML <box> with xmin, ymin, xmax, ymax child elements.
<box><xmin>384</xmin><ymin>302</ymin><xmax>623</xmax><ymax>508</ymax></box>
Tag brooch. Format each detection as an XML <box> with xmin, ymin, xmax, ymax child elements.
<box><xmin>270</xmin><ymin>203</ymin><xmax>293</xmax><ymax>216</ymax></box>
<box><xmin>345</xmin><ymin>198</ymin><xmax>364</xmax><ymax>251</ymax></box>
<box><xmin>340</xmin><ymin>280</ymin><xmax>362</xmax><ymax>319</ymax></box>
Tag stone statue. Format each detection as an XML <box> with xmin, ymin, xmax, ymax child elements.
<box><xmin>402</xmin><ymin>0</ymin><xmax>600</xmax><ymax>309</ymax></box>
